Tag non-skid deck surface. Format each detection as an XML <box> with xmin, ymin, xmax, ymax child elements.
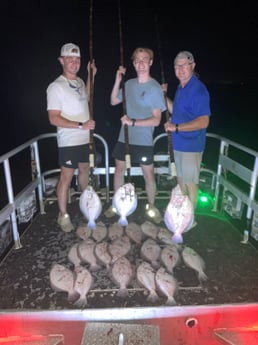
<box><xmin>1</xmin><ymin>197</ymin><xmax>258</xmax><ymax>310</ymax></box>
<box><xmin>81</xmin><ymin>322</ymin><xmax>160</xmax><ymax>345</ymax></box>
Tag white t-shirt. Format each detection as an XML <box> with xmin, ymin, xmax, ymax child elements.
<box><xmin>47</xmin><ymin>75</ymin><xmax>90</xmax><ymax>147</ymax></box>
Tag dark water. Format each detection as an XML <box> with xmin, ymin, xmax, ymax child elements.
<box><xmin>207</xmin><ymin>82</ymin><xmax>257</xmax><ymax>151</ymax></box>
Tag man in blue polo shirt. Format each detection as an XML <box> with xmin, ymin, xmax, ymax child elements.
<box><xmin>164</xmin><ymin>51</ymin><xmax>211</xmax><ymax>226</ymax></box>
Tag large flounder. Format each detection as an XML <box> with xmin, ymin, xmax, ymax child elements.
<box><xmin>112</xmin><ymin>183</ymin><xmax>137</xmax><ymax>227</ymax></box>
<box><xmin>164</xmin><ymin>184</ymin><xmax>194</xmax><ymax>244</ymax></box>
<box><xmin>79</xmin><ymin>185</ymin><xmax>102</xmax><ymax>229</ymax></box>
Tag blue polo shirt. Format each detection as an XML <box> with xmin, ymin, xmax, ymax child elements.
<box><xmin>171</xmin><ymin>74</ymin><xmax>211</xmax><ymax>152</ymax></box>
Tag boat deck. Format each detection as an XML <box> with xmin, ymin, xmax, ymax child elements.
<box><xmin>1</xmin><ymin>132</ymin><xmax>258</xmax><ymax>343</ymax></box>
<box><xmin>1</xmin><ymin>196</ymin><xmax>258</xmax><ymax>311</ymax></box>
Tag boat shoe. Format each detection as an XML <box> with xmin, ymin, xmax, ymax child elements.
<box><xmin>104</xmin><ymin>205</ymin><xmax>117</xmax><ymax>218</ymax></box>
<box><xmin>145</xmin><ymin>204</ymin><xmax>163</xmax><ymax>224</ymax></box>
<box><xmin>57</xmin><ymin>213</ymin><xmax>74</xmax><ymax>232</ymax></box>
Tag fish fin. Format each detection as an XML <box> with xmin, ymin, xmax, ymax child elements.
<box><xmin>118</xmin><ymin>217</ymin><xmax>128</xmax><ymax>227</ymax></box>
<box><xmin>172</xmin><ymin>233</ymin><xmax>184</xmax><ymax>244</ymax></box>
<box><xmin>117</xmin><ymin>288</ymin><xmax>129</xmax><ymax>298</ymax></box>
<box><xmin>87</xmin><ymin>220</ymin><xmax>96</xmax><ymax>229</ymax></box>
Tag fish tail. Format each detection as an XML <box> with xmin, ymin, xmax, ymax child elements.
<box><xmin>165</xmin><ymin>296</ymin><xmax>177</xmax><ymax>306</ymax></box>
<box><xmin>147</xmin><ymin>291</ymin><xmax>160</xmax><ymax>303</ymax></box>
<box><xmin>198</xmin><ymin>271</ymin><xmax>208</xmax><ymax>282</ymax></box>
<box><xmin>87</xmin><ymin>220</ymin><xmax>96</xmax><ymax>229</ymax></box>
<box><xmin>118</xmin><ymin>217</ymin><xmax>128</xmax><ymax>227</ymax></box>
<box><xmin>73</xmin><ymin>296</ymin><xmax>87</xmax><ymax>308</ymax></box>
<box><xmin>117</xmin><ymin>288</ymin><xmax>129</xmax><ymax>298</ymax></box>
<box><xmin>172</xmin><ymin>233</ymin><xmax>183</xmax><ymax>244</ymax></box>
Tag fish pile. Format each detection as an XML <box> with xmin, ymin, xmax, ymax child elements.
<box><xmin>49</xmin><ymin>263</ymin><xmax>93</xmax><ymax>308</ymax></box>
<box><xmin>164</xmin><ymin>184</ymin><xmax>194</xmax><ymax>244</ymax></box>
<box><xmin>49</xmin><ymin>219</ymin><xmax>207</xmax><ymax>308</ymax></box>
<box><xmin>79</xmin><ymin>185</ymin><xmax>102</xmax><ymax>229</ymax></box>
<box><xmin>112</xmin><ymin>183</ymin><xmax>137</xmax><ymax>226</ymax></box>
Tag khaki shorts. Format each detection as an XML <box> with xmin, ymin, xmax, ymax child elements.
<box><xmin>174</xmin><ymin>150</ymin><xmax>203</xmax><ymax>184</ymax></box>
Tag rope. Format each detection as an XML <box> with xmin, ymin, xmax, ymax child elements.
<box><xmin>118</xmin><ymin>0</ymin><xmax>131</xmax><ymax>181</ymax></box>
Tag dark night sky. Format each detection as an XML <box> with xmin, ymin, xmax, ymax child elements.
<box><xmin>1</xmin><ymin>0</ymin><xmax>257</xmax><ymax>153</ymax></box>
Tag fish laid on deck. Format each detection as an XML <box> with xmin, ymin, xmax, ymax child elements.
<box><xmin>108</xmin><ymin>235</ymin><xmax>131</xmax><ymax>264</ymax></box>
<box><xmin>108</xmin><ymin>222</ymin><xmax>124</xmax><ymax>241</ymax></box>
<box><xmin>79</xmin><ymin>185</ymin><xmax>102</xmax><ymax>229</ymax></box>
<box><xmin>67</xmin><ymin>243</ymin><xmax>82</xmax><ymax>267</ymax></box>
<box><xmin>136</xmin><ymin>261</ymin><xmax>160</xmax><ymax>303</ymax></box>
<box><xmin>182</xmin><ymin>246</ymin><xmax>208</xmax><ymax>283</ymax></box>
<box><xmin>91</xmin><ymin>221</ymin><xmax>108</xmax><ymax>242</ymax></box>
<box><xmin>77</xmin><ymin>239</ymin><xmax>102</xmax><ymax>271</ymax></box>
<box><xmin>164</xmin><ymin>184</ymin><xmax>194</xmax><ymax>244</ymax></box>
<box><xmin>157</xmin><ymin>226</ymin><xmax>175</xmax><ymax>245</ymax></box>
<box><xmin>140</xmin><ymin>220</ymin><xmax>159</xmax><ymax>240</ymax></box>
<box><xmin>140</xmin><ymin>238</ymin><xmax>161</xmax><ymax>269</ymax></box>
<box><xmin>73</xmin><ymin>265</ymin><xmax>94</xmax><ymax>308</ymax></box>
<box><xmin>112</xmin><ymin>183</ymin><xmax>137</xmax><ymax>227</ymax></box>
<box><xmin>160</xmin><ymin>244</ymin><xmax>180</xmax><ymax>274</ymax></box>
<box><xmin>49</xmin><ymin>263</ymin><xmax>79</xmax><ymax>303</ymax></box>
<box><xmin>94</xmin><ymin>241</ymin><xmax>112</xmax><ymax>270</ymax></box>
<box><xmin>125</xmin><ymin>222</ymin><xmax>143</xmax><ymax>245</ymax></box>
<box><xmin>76</xmin><ymin>224</ymin><xmax>92</xmax><ymax>240</ymax></box>
<box><xmin>110</xmin><ymin>256</ymin><xmax>134</xmax><ymax>298</ymax></box>
<box><xmin>155</xmin><ymin>267</ymin><xmax>178</xmax><ymax>305</ymax></box>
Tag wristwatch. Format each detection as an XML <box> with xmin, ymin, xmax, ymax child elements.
<box><xmin>131</xmin><ymin>118</ymin><xmax>136</xmax><ymax>126</ymax></box>
<box><xmin>78</xmin><ymin>122</ymin><xmax>83</xmax><ymax>129</ymax></box>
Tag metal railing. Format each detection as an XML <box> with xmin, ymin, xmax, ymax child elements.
<box><xmin>0</xmin><ymin>132</ymin><xmax>258</xmax><ymax>250</ymax></box>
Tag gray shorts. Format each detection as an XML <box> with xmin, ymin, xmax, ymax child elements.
<box><xmin>112</xmin><ymin>142</ymin><xmax>154</xmax><ymax>165</ymax></box>
<box><xmin>58</xmin><ymin>144</ymin><xmax>90</xmax><ymax>168</ymax></box>
<box><xmin>174</xmin><ymin>150</ymin><xmax>203</xmax><ymax>184</ymax></box>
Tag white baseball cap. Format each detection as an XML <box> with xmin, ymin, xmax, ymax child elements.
<box><xmin>60</xmin><ymin>43</ymin><xmax>81</xmax><ymax>57</ymax></box>
<box><xmin>174</xmin><ymin>51</ymin><xmax>194</xmax><ymax>64</ymax></box>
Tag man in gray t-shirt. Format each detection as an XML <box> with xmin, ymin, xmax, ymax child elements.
<box><xmin>105</xmin><ymin>47</ymin><xmax>166</xmax><ymax>223</ymax></box>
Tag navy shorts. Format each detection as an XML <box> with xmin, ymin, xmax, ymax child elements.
<box><xmin>112</xmin><ymin>142</ymin><xmax>154</xmax><ymax>165</ymax></box>
<box><xmin>58</xmin><ymin>144</ymin><xmax>90</xmax><ymax>168</ymax></box>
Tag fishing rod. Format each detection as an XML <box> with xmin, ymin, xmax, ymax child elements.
<box><xmin>155</xmin><ymin>15</ymin><xmax>177</xmax><ymax>185</ymax></box>
<box><xmin>88</xmin><ymin>0</ymin><xmax>95</xmax><ymax>185</ymax></box>
<box><xmin>118</xmin><ymin>0</ymin><xmax>131</xmax><ymax>182</ymax></box>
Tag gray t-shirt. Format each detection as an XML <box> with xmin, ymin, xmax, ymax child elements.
<box><xmin>117</xmin><ymin>78</ymin><xmax>166</xmax><ymax>146</ymax></box>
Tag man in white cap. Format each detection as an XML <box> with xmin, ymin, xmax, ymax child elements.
<box><xmin>164</xmin><ymin>51</ymin><xmax>211</xmax><ymax>228</ymax></box>
<box><xmin>47</xmin><ymin>43</ymin><xmax>97</xmax><ymax>232</ymax></box>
